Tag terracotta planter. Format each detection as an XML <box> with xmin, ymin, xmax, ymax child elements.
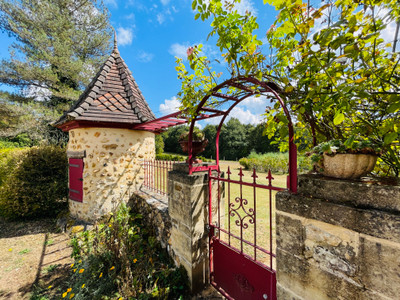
<box><xmin>322</xmin><ymin>153</ymin><xmax>377</xmax><ymax>179</ymax></box>
<box><xmin>179</xmin><ymin>139</ymin><xmax>208</xmax><ymax>157</ymax></box>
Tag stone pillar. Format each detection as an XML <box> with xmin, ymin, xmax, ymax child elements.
<box><xmin>276</xmin><ymin>174</ymin><xmax>400</xmax><ymax>300</ymax></box>
<box><xmin>167</xmin><ymin>163</ymin><xmax>220</xmax><ymax>294</ymax></box>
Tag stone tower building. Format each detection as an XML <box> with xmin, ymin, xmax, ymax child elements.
<box><xmin>55</xmin><ymin>39</ymin><xmax>156</xmax><ymax>221</ymax></box>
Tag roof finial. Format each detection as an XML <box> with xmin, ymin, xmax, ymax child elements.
<box><xmin>113</xmin><ymin>27</ymin><xmax>118</xmax><ymax>52</ymax></box>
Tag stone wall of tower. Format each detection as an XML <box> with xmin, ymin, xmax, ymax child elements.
<box><xmin>67</xmin><ymin>127</ymin><xmax>155</xmax><ymax>221</ymax></box>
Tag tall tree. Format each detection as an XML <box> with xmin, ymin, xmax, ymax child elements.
<box><xmin>0</xmin><ymin>92</ymin><xmax>66</xmax><ymax>145</ymax></box>
<box><xmin>248</xmin><ymin>123</ymin><xmax>279</xmax><ymax>154</ymax></box>
<box><xmin>220</xmin><ymin>118</ymin><xmax>250</xmax><ymax>160</ymax></box>
<box><xmin>0</xmin><ymin>0</ymin><xmax>112</xmax><ymax>104</ymax></box>
<box><xmin>162</xmin><ymin>125</ymin><xmax>189</xmax><ymax>154</ymax></box>
<box><xmin>202</xmin><ymin>124</ymin><xmax>217</xmax><ymax>158</ymax></box>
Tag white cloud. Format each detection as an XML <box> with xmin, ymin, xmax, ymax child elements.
<box><xmin>104</xmin><ymin>0</ymin><xmax>118</xmax><ymax>8</ymax></box>
<box><xmin>117</xmin><ymin>27</ymin><xmax>134</xmax><ymax>46</ymax></box>
<box><xmin>124</xmin><ymin>13</ymin><xmax>135</xmax><ymax>20</ymax></box>
<box><xmin>201</xmin><ymin>105</ymin><xmax>263</xmax><ymax>127</ymax></box>
<box><xmin>159</xmin><ymin>96</ymin><xmax>181</xmax><ymax>115</ymax></box>
<box><xmin>169</xmin><ymin>43</ymin><xmax>190</xmax><ymax>59</ymax></box>
<box><xmin>201</xmin><ymin>0</ymin><xmax>257</xmax><ymax>16</ymax></box>
<box><xmin>137</xmin><ymin>51</ymin><xmax>154</xmax><ymax>63</ymax></box>
<box><xmin>168</xmin><ymin>42</ymin><xmax>220</xmax><ymax>61</ymax></box>
<box><xmin>233</xmin><ymin>0</ymin><xmax>257</xmax><ymax>16</ymax></box>
<box><xmin>238</xmin><ymin>95</ymin><xmax>268</xmax><ymax>113</ymax></box>
<box><xmin>160</xmin><ymin>0</ymin><xmax>170</xmax><ymax>5</ymax></box>
<box><xmin>230</xmin><ymin>106</ymin><xmax>263</xmax><ymax>124</ymax></box>
<box><xmin>157</xmin><ymin>13</ymin><xmax>165</xmax><ymax>24</ymax></box>
<box><xmin>377</xmin><ymin>7</ymin><xmax>397</xmax><ymax>47</ymax></box>
<box><xmin>24</xmin><ymin>85</ymin><xmax>52</xmax><ymax>101</ymax></box>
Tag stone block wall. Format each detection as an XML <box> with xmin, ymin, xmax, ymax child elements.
<box><xmin>128</xmin><ymin>191</ymin><xmax>171</xmax><ymax>249</ymax></box>
<box><xmin>67</xmin><ymin>127</ymin><xmax>155</xmax><ymax>221</ymax></box>
<box><xmin>276</xmin><ymin>175</ymin><xmax>400</xmax><ymax>300</ymax></box>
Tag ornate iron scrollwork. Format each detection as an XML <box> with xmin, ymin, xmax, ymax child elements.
<box><xmin>230</xmin><ymin>196</ymin><xmax>255</xmax><ymax>230</ymax></box>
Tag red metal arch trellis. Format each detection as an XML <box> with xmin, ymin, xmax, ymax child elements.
<box><xmin>186</xmin><ymin>75</ymin><xmax>297</xmax><ymax>193</ymax></box>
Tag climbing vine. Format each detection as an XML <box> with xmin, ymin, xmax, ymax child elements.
<box><xmin>176</xmin><ymin>0</ymin><xmax>400</xmax><ymax>175</ymax></box>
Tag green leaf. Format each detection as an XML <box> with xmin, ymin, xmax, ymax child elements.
<box><xmin>384</xmin><ymin>132</ymin><xmax>398</xmax><ymax>145</ymax></box>
<box><xmin>333</xmin><ymin>113</ymin><xmax>345</xmax><ymax>125</ymax></box>
<box><xmin>388</xmin><ymin>102</ymin><xmax>400</xmax><ymax>114</ymax></box>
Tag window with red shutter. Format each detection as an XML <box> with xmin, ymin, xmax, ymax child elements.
<box><xmin>69</xmin><ymin>158</ymin><xmax>83</xmax><ymax>202</ymax></box>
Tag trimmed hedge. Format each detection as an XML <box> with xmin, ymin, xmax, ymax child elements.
<box><xmin>156</xmin><ymin>153</ymin><xmax>211</xmax><ymax>162</ymax></box>
<box><xmin>239</xmin><ymin>152</ymin><xmax>312</xmax><ymax>174</ymax></box>
<box><xmin>0</xmin><ymin>148</ymin><xmax>26</xmax><ymax>186</ymax></box>
<box><xmin>0</xmin><ymin>145</ymin><xmax>68</xmax><ymax>219</ymax></box>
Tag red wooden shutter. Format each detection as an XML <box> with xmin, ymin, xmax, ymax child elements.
<box><xmin>69</xmin><ymin>158</ymin><xmax>83</xmax><ymax>202</ymax></box>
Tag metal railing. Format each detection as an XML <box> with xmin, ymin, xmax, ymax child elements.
<box><xmin>142</xmin><ymin>160</ymin><xmax>177</xmax><ymax>196</ymax></box>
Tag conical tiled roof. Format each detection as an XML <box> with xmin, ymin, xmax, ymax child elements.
<box><xmin>54</xmin><ymin>40</ymin><xmax>155</xmax><ymax>128</ymax></box>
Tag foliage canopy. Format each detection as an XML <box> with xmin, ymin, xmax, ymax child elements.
<box><xmin>0</xmin><ymin>0</ymin><xmax>112</xmax><ymax>102</ymax></box>
<box><xmin>176</xmin><ymin>0</ymin><xmax>400</xmax><ymax>176</ymax></box>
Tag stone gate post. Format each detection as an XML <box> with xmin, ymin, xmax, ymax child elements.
<box><xmin>167</xmin><ymin>163</ymin><xmax>220</xmax><ymax>294</ymax></box>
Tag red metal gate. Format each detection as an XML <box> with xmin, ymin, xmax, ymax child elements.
<box><xmin>208</xmin><ymin>167</ymin><xmax>285</xmax><ymax>300</ymax></box>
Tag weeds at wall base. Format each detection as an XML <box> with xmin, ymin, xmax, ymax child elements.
<box><xmin>62</xmin><ymin>204</ymin><xmax>189</xmax><ymax>299</ymax></box>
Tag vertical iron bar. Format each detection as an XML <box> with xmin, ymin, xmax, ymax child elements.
<box><xmin>163</xmin><ymin>161</ymin><xmax>166</xmax><ymax>195</ymax></box>
<box><xmin>158</xmin><ymin>160</ymin><xmax>160</xmax><ymax>194</ymax></box>
<box><xmin>155</xmin><ymin>160</ymin><xmax>160</xmax><ymax>193</ymax></box>
<box><xmin>252</xmin><ymin>168</ymin><xmax>257</xmax><ymax>261</ymax></box>
<box><xmin>143</xmin><ymin>161</ymin><xmax>145</xmax><ymax>188</ymax></box>
<box><xmin>227</xmin><ymin>167</ymin><xmax>231</xmax><ymax>246</ymax></box>
<box><xmin>217</xmin><ymin>167</ymin><xmax>221</xmax><ymax>239</ymax></box>
<box><xmin>239</xmin><ymin>168</ymin><xmax>243</xmax><ymax>254</ymax></box>
<box><xmin>268</xmin><ymin>170</ymin><xmax>273</xmax><ymax>269</ymax></box>
<box><xmin>208</xmin><ymin>168</ymin><xmax>213</xmax><ymax>284</ymax></box>
<box><xmin>152</xmin><ymin>160</ymin><xmax>155</xmax><ymax>192</ymax></box>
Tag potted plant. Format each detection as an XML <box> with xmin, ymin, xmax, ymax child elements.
<box><xmin>179</xmin><ymin>128</ymin><xmax>208</xmax><ymax>163</ymax></box>
<box><xmin>310</xmin><ymin>139</ymin><xmax>381</xmax><ymax>179</ymax></box>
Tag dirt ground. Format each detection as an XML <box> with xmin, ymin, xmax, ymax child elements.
<box><xmin>0</xmin><ymin>217</ymin><xmax>72</xmax><ymax>300</ymax></box>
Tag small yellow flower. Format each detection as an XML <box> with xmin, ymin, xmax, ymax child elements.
<box><xmin>109</xmin><ymin>266</ymin><xmax>115</xmax><ymax>270</ymax></box>
<box><xmin>73</xmin><ymin>268</ymin><xmax>77</xmax><ymax>273</ymax></box>
<box><xmin>109</xmin><ymin>224</ymin><xmax>112</xmax><ymax>227</ymax></box>
<box><xmin>79</xmin><ymin>269</ymin><xmax>84</xmax><ymax>273</ymax></box>
<box><xmin>118</xmin><ymin>297</ymin><xmax>123</xmax><ymax>300</ymax></box>
<box><xmin>133</xmin><ymin>259</ymin><xmax>137</xmax><ymax>263</ymax></box>
<box><xmin>67</xmin><ymin>288</ymin><xmax>72</xmax><ymax>293</ymax></box>
<box><xmin>62</xmin><ymin>292</ymin><xmax>68</xmax><ymax>298</ymax></box>
<box><xmin>70</xmin><ymin>263</ymin><xmax>74</xmax><ymax>268</ymax></box>
<box><xmin>99</xmin><ymin>272</ymin><xmax>103</xmax><ymax>278</ymax></box>
<box><xmin>81</xmin><ymin>284</ymin><xmax>85</xmax><ymax>288</ymax></box>
<box><xmin>69</xmin><ymin>293</ymin><xmax>75</xmax><ymax>299</ymax></box>
<box><xmin>8</xmin><ymin>248</ymin><xmax>12</xmax><ymax>252</ymax></box>
<box><xmin>78</xmin><ymin>260</ymin><xmax>82</xmax><ymax>263</ymax></box>
<box><xmin>48</xmin><ymin>285</ymin><xmax>52</xmax><ymax>289</ymax></box>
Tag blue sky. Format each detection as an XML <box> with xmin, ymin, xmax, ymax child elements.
<box><xmin>0</xmin><ymin>1</ymin><xmax>397</xmax><ymax>127</ymax></box>
<box><xmin>0</xmin><ymin>0</ymin><xmax>278</xmax><ymax>125</ymax></box>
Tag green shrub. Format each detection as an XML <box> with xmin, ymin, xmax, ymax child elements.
<box><xmin>0</xmin><ymin>145</ymin><xmax>68</xmax><ymax>219</ymax></box>
<box><xmin>65</xmin><ymin>204</ymin><xmax>189</xmax><ymax>299</ymax></box>
<box><xmin>156</xmin><ymin>153</ymin><xmax>211</xmax><ymax>162</ymax></box>
<box><xmin>156</xmin><ymin>153</ymin><xmax>186</xmax><ymax>161</ymax></box>
<box><xmin>239</xmin><ymin>151</ymin><xmax>312</xmax><ymax>174</ymax></box>
<box><xmin>0</xmin><ymin>148</ymin><xmax>27</xmax><ymax>186</ymax></box>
